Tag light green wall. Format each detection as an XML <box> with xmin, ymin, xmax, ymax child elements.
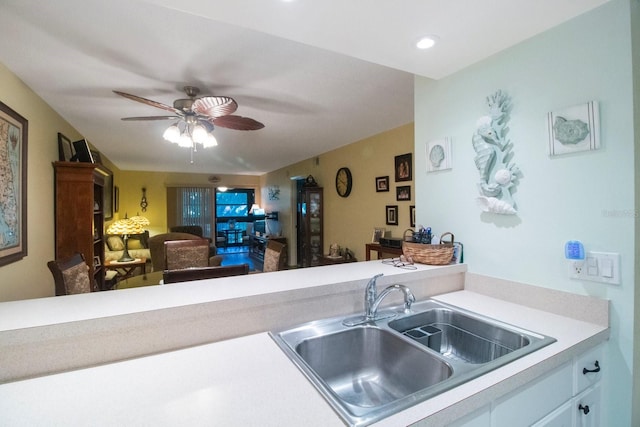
<box><xmin>414</xmin><ymin>0</ymin><xmax>636</xmax><ymax>423</ymax></box>
<box><xmin>261</xmin><ymin>123</ymin><xmax>414</xmax><ymax>265</ymax></box>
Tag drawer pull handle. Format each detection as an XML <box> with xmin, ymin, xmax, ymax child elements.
<box><xmin>579</xmin><ymin>404</ymin><xmax>590</xmax><ymax>415</ymax></box>
<box><xmin>583</xmin><ymin>360</ymin><xmax>600</xmax><ymax>375</ymax></box>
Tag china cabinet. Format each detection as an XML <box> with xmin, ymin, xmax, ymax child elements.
<box><xmin>297</xmin><ymin>186</ymin><xmax>323</xmax><ymax>267</ymax></box>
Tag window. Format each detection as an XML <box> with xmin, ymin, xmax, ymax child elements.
<box><xmin>176</xmin><ymin>187</ymin><xmax>214</xmax><ymax>238</ymax></box>
<box><xmin>215</xmin><ymin>189</ymin><xmax>256</xmax><ymax>233</ymax></box>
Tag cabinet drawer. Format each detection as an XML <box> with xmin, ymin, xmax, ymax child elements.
<box><xmin>574</xmin><ymin>344</ymin><xmax>604</xmax><ymax>395</ymax></box>
<box><xmin>493</xmin><ymin>362</ymin><xmax>573</xmax><ymax>427</ymax></box>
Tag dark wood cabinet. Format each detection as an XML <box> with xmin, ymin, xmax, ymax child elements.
<box><xmin>53</xmin><ymin>162</ymin><xmax>106</xmax><ymax>292</ymax></box>
<box><xmin>249</xmin><ymin>235</ymin><xmax>287</xmax><ymax>270</ymax></box>
<box><xmin>297</xmin><ymin>187</ymin><xmax>323</xmax><ymax>267</ymax></box>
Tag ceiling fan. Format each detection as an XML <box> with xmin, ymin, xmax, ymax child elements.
<box><xmin>113</xmin><ymin>86</ymin><xmax>265</xmax><ymax>131</ymax></box>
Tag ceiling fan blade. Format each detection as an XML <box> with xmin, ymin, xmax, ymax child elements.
<box><xmin>121</xmin><ymin>115</ymin><xmax>180</xmax><ymax>121</ymax></box>
<box><xmin>113</xmin><ymin>90</ymin><xmax>179</xmax><ymax>114</ymax></box>
<box><xmin>212</xmin><ymin>115</ymin><xmax>265</xmax><ymax>131</ymax></box>
<box><xmin>193</xmin><ymin>96</ymin><xmax>238</xmax><ymax>118</ymax></box>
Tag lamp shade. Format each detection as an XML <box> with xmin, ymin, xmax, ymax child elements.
<box><xmin>106</xmin><ymin>218</ymin><xmax>144</xmax><ymax>235</ymax></box>
<box><xmin>129</xmin><ymin>215</ymin><xmax>150</xmax><ymax>226</ymax></box>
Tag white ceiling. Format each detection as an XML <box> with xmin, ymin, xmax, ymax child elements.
<box><xmin>0</xmin><ymin>0</ymin><xmax>609</xmax><ymax>174</ymax></box>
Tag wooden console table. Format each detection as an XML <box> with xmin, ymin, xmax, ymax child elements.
<box><xmin>365</xmin><ymin>243</ymin><xmax>403</xmax><ymax>261</ymax></box>
<box><xmin>105</xmin><ymin>257</ymin><xmax>147</xmax><ymax>280</ymax></box>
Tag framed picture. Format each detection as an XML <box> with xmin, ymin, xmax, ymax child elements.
<box><xmin>396</xmin><ymin>185</ymin><xmax>411</xmax><ymax>201</ymax></box>
<box><xmin>114</xmin><ymin>186</ymin><xmax>119</xmax><ymax>213</ymax></box>
<box><xmin>57</xmin><ymin>132</ymin><xmax>73</xmax><ymax>161</ymax></box>
<box><xmin>95</xmin><ymin>166</ymin><xmax>113</xmax><ymax>220</ymax></box>
<box><xmin>427</xmin><ymin>138</ymin><xmax>452</xmax><ymax>172</ymax></box>
<box><xmin>548</xmin><ymin>101</ymin><xmax>600</xmax><ymax>156</ymax></box>
<box><xmin>372</xmin><ymin>227</ymin><xmax>386</xmax><ymax>243</ymax></box>
<box><xmin>90</xmin><ymin>150</ymin><xmax>103</xmax><ymax>165</ymax></box>
<box><xmin>394</xmin><ymin>153</ymin><xmax>412</xmax><ymax>182</ymax></box>
<box><xmin>0</xmin><ymin>101</ymin><xmax>28</xmax><ymax>267</ymax></box>
<box><xmin>410</xmin><ymin>205</ymin><xmax>415</xmax><ymax>227</ymax></box>
<box><xmin>385</xmin><ymin>205</ymin><xmax>398</xmax><ymax>226</ymax></box>
<box><xmin>375</xmin><ymin>176</ymin><xmax>389</xmax><ymax>192</ymax></box>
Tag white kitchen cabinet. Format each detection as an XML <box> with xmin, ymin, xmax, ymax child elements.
<box><xmin>532</xmin><ymin>401</ymin><xmax>573</xmax><ymax>427</ymax></box>
<box><xmin>448</xmin><ymin>406</ymin><xmax>491</xmax><ymax>427</ymax></box>
<box><xmin>451</xmin><ymin>344</ymin><xmax>605</xmax><ymax>427</ymax></box>
<box><xmin>493</xmin><ymin>362</ymin><xmax>573</xmax><ymax>427</ymax></box>
<box><xmin>574</xmin><ymin>383</ymin><xmax>601</xmax><ymax>427</ymax></box>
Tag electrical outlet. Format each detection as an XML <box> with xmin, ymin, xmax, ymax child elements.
<box><xmin>568</xmin><ymin>251</ymin><xmax>620</xmax><ymax>285</ymax></box>
<box><xmin>568</xmin><ymin>260</ymin><xmax>585</xmax><ymax>279</ymax></box>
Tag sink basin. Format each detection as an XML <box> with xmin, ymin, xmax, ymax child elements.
<box><xmin>389</xmin><ymin>308</ymin><xmax>530</xmax><ymax>364</ymax></box>
<box><xmin>296</xmin><ymin>327</ymin><xmax>452</xmax><ymax>409</ymax></box>
<box><xmin>270</xmin><ymin>299</ymin><xmax>556</xmax><ymax>426</ymax></box>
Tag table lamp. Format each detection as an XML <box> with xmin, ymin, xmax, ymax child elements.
<box><xmin>106</xmin><ymin>217</ymin><xmax>145</xmax><ymax>262</ymax></box>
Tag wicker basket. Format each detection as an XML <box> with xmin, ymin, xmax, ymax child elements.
<box><xmin>402</xmin><ymin>232</ymin><xmax>455</xmax><ymax>265</ymax></box>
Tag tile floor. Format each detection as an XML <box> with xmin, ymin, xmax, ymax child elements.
<box><xmin>217</xmin><ymin>246</ymin><xmax>257</xmax><ymax>271</ymax></box>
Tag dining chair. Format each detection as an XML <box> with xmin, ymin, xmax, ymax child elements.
<box><xmin>164</xmin><ymin>239</ymin><xmax>215</xmax><ymax>271</ymax></box>
<box><xmin>47</xmin><ymin>253</ymin><xmax>93</xmax><ymax>296</ymax></box>
<box><xmin>262</xmin><ymin>240</ymin><xmax>287</xmax><ymax>272</ymax></box>
<box><xmin>163</xmin><ymin>263</ymin><xmax>250</xmax><ymax>284</ymax></box>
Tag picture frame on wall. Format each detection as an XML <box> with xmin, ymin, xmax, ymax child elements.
<box><xmin>386</xmin><ymin>205</ymin><xmax>398</xmax><ymax>225</ymax></box>
<box><xmin>57</xmin><ymin>132</ymin><xmax>73</xmax><ymax>161</ymax></box>
<box><xmin>95</xmin><ymin>166</ymin><xmax>113</xmax><ymax>220</ymax></box>
<box><xmin>375</xmin><ymin>176</ymin><xmax>389</xmax><ymax>192</ymax></box>
<box><xmin>396</xmin><ymin>185</ymin><xmax>411</xmax><ymax>201</ymax></box>
<box><xmin>410</xmin><ymin>205</ymin><xmax>415</xmax><ymax>227</ymax></box>
<box><xmin>394</xmin><ymin>153</ymin><xmax>412</xmax><ymax>182</ymax></box>
<box><xmin>0</xmin><ymin>101</ymin><xmax>28</xmax><ymax>267</ymax></box>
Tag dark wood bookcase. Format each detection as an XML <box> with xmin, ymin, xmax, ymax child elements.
<box><xmin>52</xmin><ymin>162</ymin><xmax>106</xmax><ymax>292</ymax></box>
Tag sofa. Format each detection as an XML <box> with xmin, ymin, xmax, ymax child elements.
<box><xmin>104</xmin><ymin>231</ymin><xmax>151</xmax><ymax>263</ymax></box>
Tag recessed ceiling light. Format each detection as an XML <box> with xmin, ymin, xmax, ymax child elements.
<box><xmin>416</xmin><ymin>36</ymin><xmax>438</xmax><ymax>50</ymax></box>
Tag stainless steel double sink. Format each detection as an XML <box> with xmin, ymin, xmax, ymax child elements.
<box><xmin>270</xmin><ymin>298</ymin><xmax>556</xmax><ymax>426</ymax></box>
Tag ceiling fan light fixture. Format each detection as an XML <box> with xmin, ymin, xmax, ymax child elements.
<box><xmin>192</xmin><ymin>123</ymin><xmax>208</xmax><ymax>143</ymax></box>
<box><xmin>203</xmin><ymin>133</ymin><xmax>218</xmax><ymax>148</ymax></box>
<box><xmin>178</xmin><ymin>133</ymin><xmax>193</xmax><ymax>148</ymax></box>
<box><xmin>163</xmin><ymin>123</ymin><xmax>181</xmax><ymax>143</ymax></box>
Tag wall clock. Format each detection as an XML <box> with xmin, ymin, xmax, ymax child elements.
<box><xmin>335</xmin><ymin>167</ymin><xmax>353</xmax><ymax>197</ymax></box>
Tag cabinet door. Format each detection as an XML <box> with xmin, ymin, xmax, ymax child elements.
<box><xmin>532</xmin><ymin>401</ymin><xmax>573</xmax><ymax>427</ymax></box>
<box><xmin>574</xmin><ymin>384</ymin><xmax>601</xmax><ymax>427</ymax></box>
<box><xmin>493</xmin><ymin>362</ymin><xmax>573</xmax><ymax>427</ymax></box>
<box><xmin>448</xmin><ymin>406</ymin><xmax>491</xmax><ymax>427</ymax></box>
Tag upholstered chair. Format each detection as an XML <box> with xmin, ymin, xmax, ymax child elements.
<box><xmin>47</xmin><ymin>253</ymin><xmax>93</xmax><ymax>296</ymax></box>
<box><xmin>262</xmin><ymin>240</ymin><xmax>287</xmax><ymax>272</ymax></box>
<box><xmin>164</xmin><ymin>239</ymin><xmax>223</xmax><ymax>271</ymax></box>
<box><xmin>169</xmin><ymin>225</ymin><xmax>217</xmax><ymax>256</ymax></box>
<box><xmin>149</xmin><ymin>232</ymin><xmax>221</xmax><ymax>272</ymax></box>
<box><xmin>163</xmin><ymin>263</ymin><xmax>249</xmax><ymax>284</ymax></box>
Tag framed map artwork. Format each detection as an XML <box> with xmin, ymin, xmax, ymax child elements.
<box><xmin>0</xmin><ymin>101</ymin><xmax>28</xmax><ymax>266</ymax></box>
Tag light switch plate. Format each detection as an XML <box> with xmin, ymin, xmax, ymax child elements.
<box><xmin>568</xmin><ymin>251</ymin><xmax>620</xmax><ymax>285</ymax></box>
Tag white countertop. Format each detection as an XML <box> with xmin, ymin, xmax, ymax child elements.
<box><xmin>0</xmin><ymin>288</ymin><xmax>608</xmax><ymax>426</ymax></box>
